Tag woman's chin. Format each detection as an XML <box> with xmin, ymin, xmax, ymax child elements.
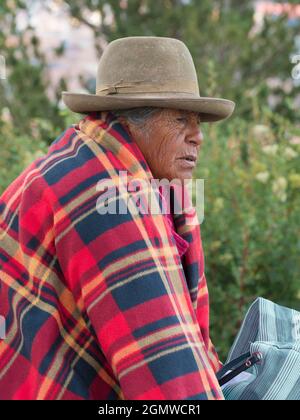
<box><xmin>175</xmin><ymin>168</ymin><xmax>194</xmax><ymax>181</ymax></box>
<box><xmin>153</xmin><ymin>168</ymin><xmax>194</xmax><ymax>182</ymax></box>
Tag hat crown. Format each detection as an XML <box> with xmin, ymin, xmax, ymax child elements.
<box><xmin>96</xmin><ymin>36</ymin><xmax>200</xmax><ymax>96</ymax></box>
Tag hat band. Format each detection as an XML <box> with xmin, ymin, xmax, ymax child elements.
<box><xmin>96</xmin><ymin>79</ymin><xmax>199</xmax><ymax>96</ymax></box>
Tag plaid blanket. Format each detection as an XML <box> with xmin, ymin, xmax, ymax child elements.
<box><xmin>0</xmin><ymin>111</ymin><xmax>223</xmax><ymax>400</ymax></box>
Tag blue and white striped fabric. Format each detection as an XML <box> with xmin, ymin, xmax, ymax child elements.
<box><xmin>222</xmin><ymin>297</ymin><xmax>300</xmax><ymax>400</ymax></box>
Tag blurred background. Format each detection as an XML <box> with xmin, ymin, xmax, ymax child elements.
<box><xmin>0</xmin><ymin>0</ymin><xmax>300</xmax><ymax>360</ymax></box>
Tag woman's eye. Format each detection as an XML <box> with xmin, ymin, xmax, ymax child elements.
<box><xmin>176</xmin><ymin>118</ymin><xmax>187</xmax><ymax>124</ymax></box>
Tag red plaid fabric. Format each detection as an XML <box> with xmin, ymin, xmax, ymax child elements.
<box><xmin>0</xmin><ymin>111</ymin><xmax>223</xmax><ymax>400</ymax></box>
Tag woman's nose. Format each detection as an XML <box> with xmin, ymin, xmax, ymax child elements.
<box><xmin>186</xmin><ymin>126</ymin><xmax>204</xmax><ymax>147</ymax></box>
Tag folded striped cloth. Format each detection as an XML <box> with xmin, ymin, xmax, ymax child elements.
<box><xmin>0</xmin><ymin>110</ymin><xmax>223</xmax><ymax>400</ymax></box>
<box><xmin>222</xmin><ymin>297</ymin><xmax>300</xmax><ymax>400</ymax></box>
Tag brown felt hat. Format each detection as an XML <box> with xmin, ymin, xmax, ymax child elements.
<box><xmin>62</xmin><ymin>36</ymin><xmax>235</xmax><ymax>122</ymax></box>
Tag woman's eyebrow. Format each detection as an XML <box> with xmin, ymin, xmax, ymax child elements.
<box><xmin>179</xmin><ymin>110</ymin><xmax>193</xmax><ymax>118</ymax></box>
<box><xmin>182</xmin><ymin>111</ymin><xmax>201</xmax><ymax>122</ymax></box>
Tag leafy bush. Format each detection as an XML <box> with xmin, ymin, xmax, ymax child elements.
<box><xmin>197</xmin><ymin>110</ymin><xmax>300</xmax><ymax>360</ymax></box>
<box><xmin>0</xmin><ymin>111</ymin><xmax>49</xmax><ymax>192</ymax></box>
<box><xmin>0</xmin><ymin>107</ymin><xmax>84</xmax><ymax>193</ymax></box>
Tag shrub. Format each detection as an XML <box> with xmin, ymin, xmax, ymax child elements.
<box><xmin>197</xmin><ymin>112</ymin><xmax>300</xmax><ymax>360</ymax></box>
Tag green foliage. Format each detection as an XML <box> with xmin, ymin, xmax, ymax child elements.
<box><xmin>0</xmin><ymin>106</ymin><xmax>81</xmax><ymax>191</ymax></box>
<box><xmin>0</xmin><ymin>0</ymin><xmax>65</xmax><ymax>134</ymax></box>
<box><xmin>0</xmin><ymin>115</ymin><xmax>48</xmax><ymax>191</ymax></box>
<box><xmin>197</xmin><ymin>111</ymin><xmax>300</xmax><ymax>359</ymax></box>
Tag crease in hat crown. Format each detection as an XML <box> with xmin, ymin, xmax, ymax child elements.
<box><xmin>62</xmin><ymin>35</ymin><xmax>236</xmax><ymax>122</ymax></box>
<box><xmin>95</xmin><ymin>36</ymin><xmax>201</xmax><ymax>97</ymax></box>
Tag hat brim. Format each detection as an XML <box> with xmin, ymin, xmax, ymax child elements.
<box><xmin>62</xmin><ymin>92</ymin><xmax>235</xmax><ymax>122</ymax></box>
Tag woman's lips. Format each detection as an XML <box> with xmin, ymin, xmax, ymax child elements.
<box><xmin>177</xmin><ymin>155</ymin><xmax>197</xmax><ymax>169</ymax></box>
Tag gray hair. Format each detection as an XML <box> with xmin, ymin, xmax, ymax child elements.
<box><xmin>112</xmin><ymin>107</ymin><xmax>163</xmax><ymax>127</ymax></box>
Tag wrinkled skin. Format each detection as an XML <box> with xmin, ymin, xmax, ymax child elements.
<box><xmin>119</xmin><ymin>109</ymin><xmax>203</xmax><ymax>181</ymax></box>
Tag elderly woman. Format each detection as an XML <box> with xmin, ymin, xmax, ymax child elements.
<box><xmin>0</xmin><ymin>37</ymin><xmax>235</xmax><ymax>400</ymax></box>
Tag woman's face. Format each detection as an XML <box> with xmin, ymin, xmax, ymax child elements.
<box><xmin>121</xmin><ymin>108</ymin><xmax>203</xmax><ymax>181</ymax></box>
